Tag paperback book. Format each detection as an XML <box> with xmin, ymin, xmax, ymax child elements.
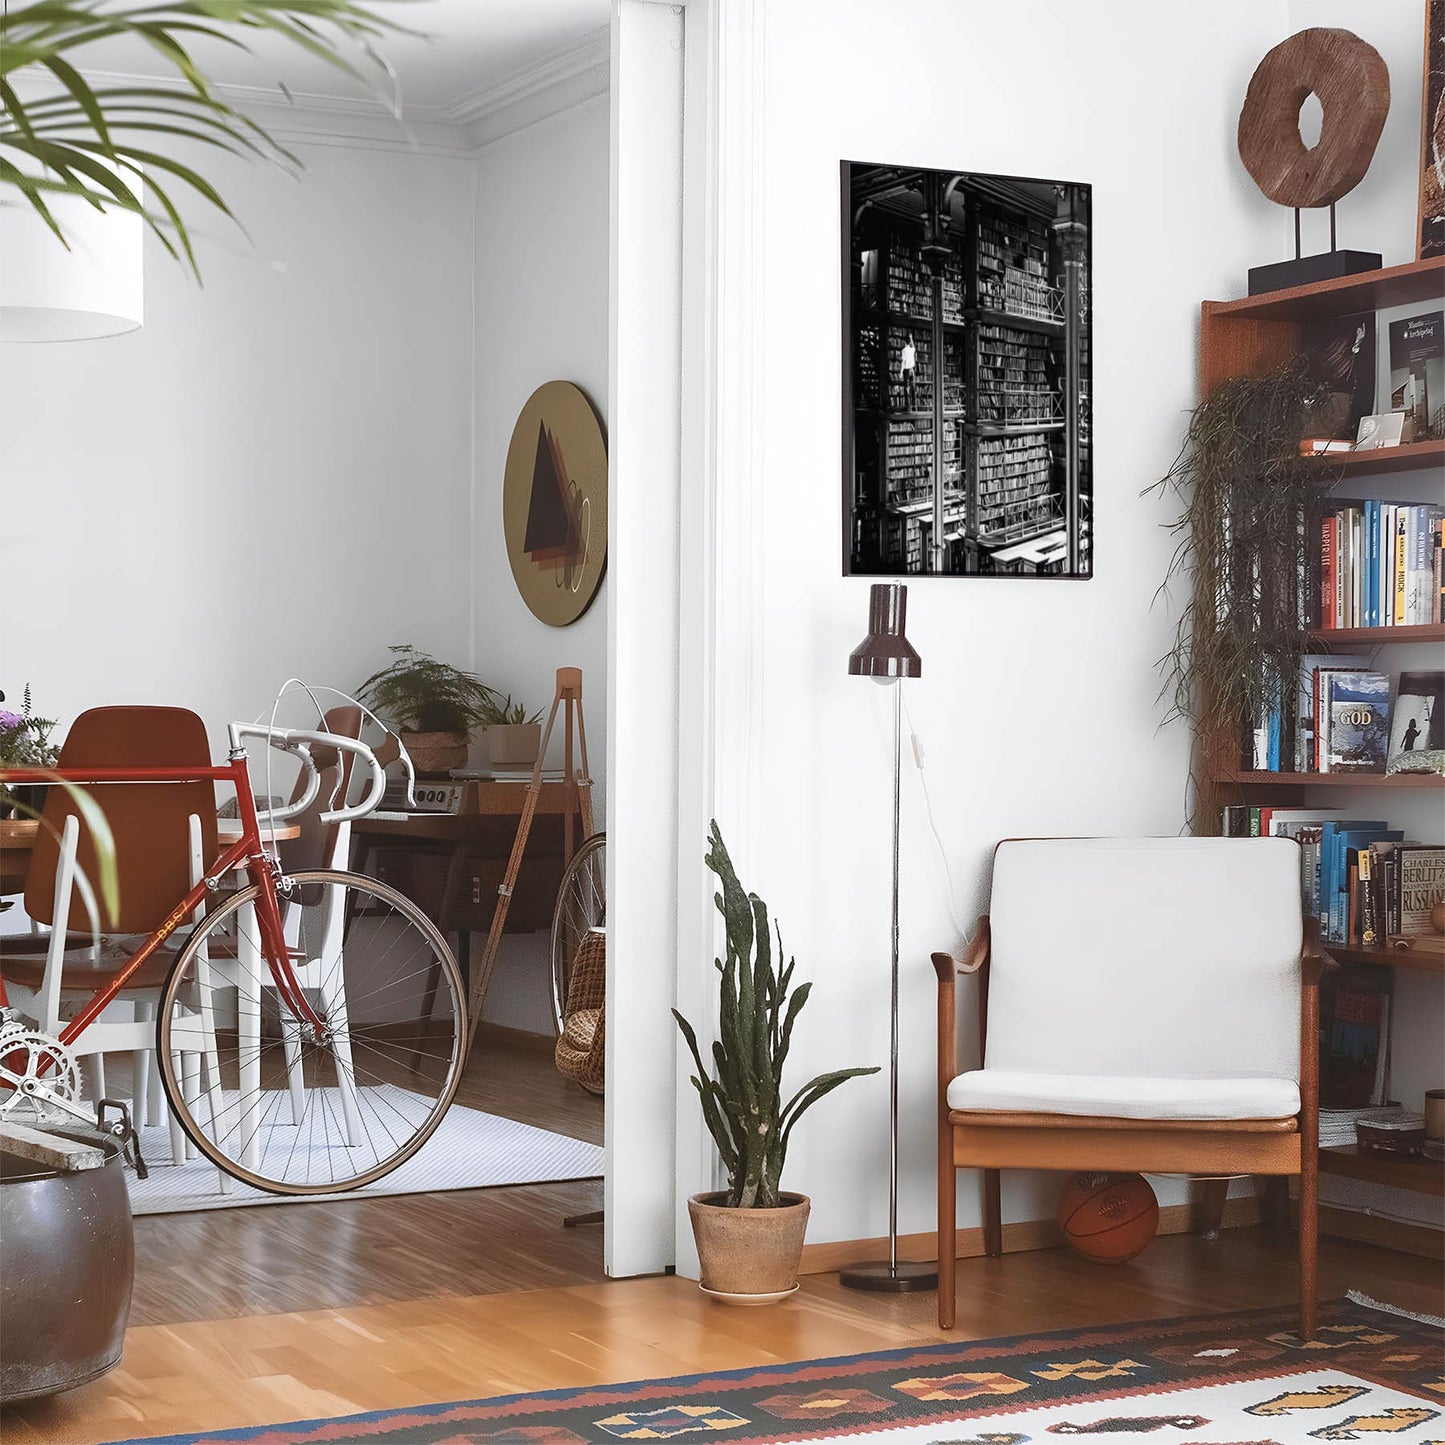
<box><xmin>1389</xmin><ymin>310</ymin><xmax>1444</xmax><ymax>440</ymax></box>
<box><xmin>1320</xmin><ymin>671</ymin><xmax>1391</xmax><ymax>773</ymax></box>
<box><xmin>1387</xmin><ymin>670</ymin><xmax>1444</xmax><ymax>766</ymax></box>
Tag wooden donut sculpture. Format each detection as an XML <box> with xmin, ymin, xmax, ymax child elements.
<box><xmin>1238</xmin><ymin>28</ymin><xmax>1390</xmax><ymax>209</ymax></box>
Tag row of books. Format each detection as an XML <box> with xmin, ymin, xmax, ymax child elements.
<box><xmin>1249</xmin><ymin>665</ymin><xmax>1442</xmax><ymax>776</ymax></box>
<box><xmin>1316</xmin><ymin>501</ymin><xmax>1445</xmax><ymax>629</ymax></box>
<box><xmin>1220</xmin><ymin>805</ymin><xmax>1445</xmax><ymax>947</ymax></box>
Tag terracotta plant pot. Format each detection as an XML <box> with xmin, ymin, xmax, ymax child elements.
<box><xmin>401</xmin><ymin>730</ymin><xmax>469</xmax><ymax>778</ymax></box>
<box><xmin>687</xmin><ymin>1191</ymin><xmax>810</xmax><ymax>1303</ymax></box>
<box><xmin>486</xmin><ymin>723</ymin><xmax>542</xmax><ymax>769</ymax></box>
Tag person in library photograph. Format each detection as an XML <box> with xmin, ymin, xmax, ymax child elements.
<box><xmin>900</xmin><ymin>331</ymin><xmax>917</xmax><ymax>409</ymax></box>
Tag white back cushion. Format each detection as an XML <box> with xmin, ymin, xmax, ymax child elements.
<box><xmin>985</xmin><ymin>838</ymin><xmax>1302</xmax><ymax>1083</ymax></box>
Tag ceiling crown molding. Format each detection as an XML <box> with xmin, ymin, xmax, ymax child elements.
<box><xmin>449</xmin><ymin>26</ymin><xmax>610</xmax><ymax>151</ymax></box>
<box><xmin>445</xmin><ymin>25</ymin><xmax>609</xmax><ymax>126</ymax></box>
<box><xmin>16</xmin><ymin>26</ymin><xmax>612</xmax><ymax>158</ymax></box>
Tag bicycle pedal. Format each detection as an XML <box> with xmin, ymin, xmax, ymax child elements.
<box><xmin>97</xmin><ymin>1098</ymin><xmax>149</xmax><ymax>1180</ymax></box>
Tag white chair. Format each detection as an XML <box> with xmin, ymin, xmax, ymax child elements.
<box><xmin>932</xmin><ymin>836</ymin><xmax>1321</xmax><ymax>1337</ymax></box>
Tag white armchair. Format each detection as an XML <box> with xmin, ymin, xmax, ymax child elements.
<box><xmin>933</xmin><ymin>836</ymin><xmax>1321</xmax><ymax>1337</ymax></box>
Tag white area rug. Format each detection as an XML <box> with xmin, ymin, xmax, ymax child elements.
<box><xmin>125</xmin><ymin>1101</ymin><xmax>603</xmax><ymax>1215</ymax></box>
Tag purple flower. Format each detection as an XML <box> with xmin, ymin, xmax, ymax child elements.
<box><xmin>0</xmin><ymin>711</ymin><xmax>25</xmax><ymax>730</ymax></box>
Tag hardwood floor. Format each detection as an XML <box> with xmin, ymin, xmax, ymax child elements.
<box><xmin>130</xmin><ymin>1025</ymin><xmax>606</xmax><ymax>1326</ymax></box>
<box><xmin>5</xmin><ymin>1231</ymin><xmax>1441</xmax><ymax>1445</ymax></box>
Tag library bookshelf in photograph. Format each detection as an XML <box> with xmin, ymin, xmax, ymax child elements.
<box><xmin>841</xmin><ymin>162</ymin><xmax>1092</xmax><ymax>579</ymax></box>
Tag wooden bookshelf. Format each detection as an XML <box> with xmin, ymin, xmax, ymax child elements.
<box><xmin>1309</xmin><ymin>438</ymin><xmax>1445</xmax><ymax>479</ymax></box>
<box><xmin>1306</xmin><ymin>622</ymin><xmax>1445</xmax><ymax>645</ymax></box>
<box><xmin>1319</xmin><ymin>1145</ymin><xmax>1445</xmax><ymax>1197</ymax></box>
<box><xmin>1194</xmin><ymin>262</ymin><xmax>1445</xmax><ymax>1229</ymax></box>
<box><xmin>1213</xmin><ymin>770</ymin><xmax>1445</xmax><ymax>789</ymax></box>
<box><xmin>1323</xmin><ymin>942</ymin><xmax>1445</xmax><ymax>975</ymax></box>
<box><xmin>1207</xmin><ymin>256</ymin><xmax>1445</xmax><ymax>324</ymax></box>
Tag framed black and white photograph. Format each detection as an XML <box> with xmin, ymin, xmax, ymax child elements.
<box><xmin>842</xmin><ymin>162</ymin><xmax>1093</xmax><ymax>578</ymax></box>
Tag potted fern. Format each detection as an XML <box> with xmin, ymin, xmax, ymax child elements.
<box><xmin>357</xmin><ymin>646</ymin><xmax>497</xmax><ymax>777</ymax></box>
<box><xmin>673</xmin><ymin>823</ymin><xmax>878</xmax><ymax>1303</ymax></box>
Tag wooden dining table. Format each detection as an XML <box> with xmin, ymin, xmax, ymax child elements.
<box><xmin>0</xmin><ymin>816</ymin><xmax>300</xmax><ymax>898</ymax></box>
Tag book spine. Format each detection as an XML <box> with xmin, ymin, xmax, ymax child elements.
<box><xmin>1435</xmin><ymin>517</ymin><xmax>1444</xmax><ymax>625</ymax></box>
<box><xmin>1394</xmin><ymin>511</ymin><xmax>1408</xmax><ymax>625</ymax></box>
<box><xmin>1381</xmin><ymin>505</ymin><xmax>1392</xmax><ymax>624</ymax></box>
<box><xmin>1249</xmin><ymin>807</ymin><xmax>1261</xmax><ymax>838</ymax></box>
<box><xmin>1364</xmin><ymin>499</ymin><xmax>1375</xmax><ymax>630</ymax></box>
<box><xmin>1321</xmin><ymin>515</ymin><xmax>1336</xmax><ymax>629</ymax></box>
<box><xmin>1360</xmin><ymin>849</ymin><xmax>1377</xmax><ymax>947</ymax></box>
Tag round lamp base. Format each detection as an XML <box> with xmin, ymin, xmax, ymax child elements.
<box><xmin>837</xmin><ymin>1259</ymin><xmax>938</xmax><ymax>1293</ymax></box>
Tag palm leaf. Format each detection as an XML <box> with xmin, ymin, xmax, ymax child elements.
<box><xmin>0</xmin><ymin>0</ymin><xmax>415</xmax><ymax>278</ymax></box>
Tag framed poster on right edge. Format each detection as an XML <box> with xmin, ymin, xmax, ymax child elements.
<box><xmin>1421</xmin><ymin>0</ymin><xmax>1445</xmax><ymax>259</ymax></box>
<box><xmin>841</xmin><ymin>161</ymin><xmax>1092</xmax><ymax>579</ymax></box>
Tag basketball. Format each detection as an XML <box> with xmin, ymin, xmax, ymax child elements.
<box><xmin>1056</xmin><ymin>1172</ymin><xmax>1159</xmax><ymax>1264</ymax></box>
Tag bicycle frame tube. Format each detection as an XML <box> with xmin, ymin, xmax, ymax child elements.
<box><xmin>0</xmin><ymin>755</ymin><xmax>327</xmax><ymax>1042</ymax></box>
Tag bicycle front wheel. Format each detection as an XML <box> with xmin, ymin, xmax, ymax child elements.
<box><xmin>157</xmin><ymin>869</ymin><xmax>466</xmax><ymax>1194</ymax></box>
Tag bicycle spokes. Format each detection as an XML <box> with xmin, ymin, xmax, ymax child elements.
<box><xmin>157</xmin><ymin>870</ymin><xmax>466</xmax><ymax>1194</ymax></box>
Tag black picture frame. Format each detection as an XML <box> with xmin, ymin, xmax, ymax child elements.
<box><xmin>841</xmin><ymin>160</ymin><xmax>1093</xmax><ymax>579</ymax></box>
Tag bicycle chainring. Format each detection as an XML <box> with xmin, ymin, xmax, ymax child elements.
<box><xmin>0</xmin><ymin>1027</ymin><xmax>84</xmax><ymax>1122</ymax></box>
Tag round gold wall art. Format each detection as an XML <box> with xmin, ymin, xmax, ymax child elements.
<box><xmin>502</xmin><ymin>381</ymin><xmax>608</xmax><ymax>627</ymax></box>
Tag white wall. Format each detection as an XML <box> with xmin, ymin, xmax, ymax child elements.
<box><xmin>0</xmin><ymin>142</ymin><xmax>475</xmax><ymax>741</ymax></box>
<box><xmin>469</xmin><ymin>95</ymin><xmax>612</xmax><ymax>1033</ymax></box>
<box><xmin>692</xmin><ymin>0</ymin><xmax>1303</xmax><ymax>1250</ymax></box>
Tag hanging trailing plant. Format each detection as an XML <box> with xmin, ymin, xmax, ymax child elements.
<box><xmin>1146</xmin><ymin>359</ymin><xmax>1338</xmax><ymax>816</ymax></box>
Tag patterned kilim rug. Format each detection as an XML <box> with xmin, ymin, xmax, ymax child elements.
<box><xmin>106</xmin><ymin>1295</ymin><xmax>1442</xmax><ymax>1445</ymax></box>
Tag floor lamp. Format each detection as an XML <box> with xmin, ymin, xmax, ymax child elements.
<box><xmin>839</xmin><ymin>582</ymin><xmax>937</xmax><ymax>1293</ymax></box>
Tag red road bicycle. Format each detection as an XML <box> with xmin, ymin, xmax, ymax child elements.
<box><xmin>0</xmin><ymin>719</ymin><xmax>467</xmax><ymax>1194</ymax></box>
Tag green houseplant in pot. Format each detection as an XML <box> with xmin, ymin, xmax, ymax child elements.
<box><xmin>357</xmin><ymin>646</ymin><xmax>496</xmax><ymax>777</ymax></box>
<box><xmin>673</xmin><ymin>822</ymin><xmax>878</xmax><ymax>1303</ymax></box>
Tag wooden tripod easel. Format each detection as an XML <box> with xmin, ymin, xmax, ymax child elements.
<box><xmin>465</xmin><ymin>667</ymin><xmax>594</xmax><ymax>1052</ymax></box>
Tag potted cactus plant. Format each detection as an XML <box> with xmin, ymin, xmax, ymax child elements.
<box><xmin>673</xmin><ymin>822</ymin><xmax>878</xmax><ymax>1303</ymax></box>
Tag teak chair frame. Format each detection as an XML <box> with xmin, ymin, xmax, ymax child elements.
<box><xmin>932</xmin><ymin>914</ymin><xmax>1324</xmax><ymax>1339</ymax></box>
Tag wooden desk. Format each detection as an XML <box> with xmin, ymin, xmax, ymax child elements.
<box><xmin>352</xmin><ymin>779</ymin><xmax>589</xmax><ymax>989</ymax></box>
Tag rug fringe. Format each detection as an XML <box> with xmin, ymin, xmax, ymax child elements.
<box><xmin>1347</xmin><ymin>1288</ymin><xmax>1445</xmax><ymax>1328</ymax></box>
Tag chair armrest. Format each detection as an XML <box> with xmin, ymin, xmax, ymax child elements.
<box><xmin>931</xmin><ymin>916</ymin><xmax>991</xmax><ymax>981</ymax></box>
<box><xmin>1300</xmin><ymin>915</ymin><xmax>1330</xmax><ymax>987</ymax></box>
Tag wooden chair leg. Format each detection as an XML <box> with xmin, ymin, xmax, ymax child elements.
<box><xmin>1298</xmin><ymin>1158</ymin><xmax>1318</xmax><ymax>1340</ymax></box>
<box><xmin>1261</xmin><ymin>1175</ymin><xmax>1291</xmax><ymax>1241</ymax></box>
<box><xmin>1191</xmin><ymin>1176</ymin><xmax>1230</xmax><ymax>1239</ymax></box>
<box><xmin>938</xmin><ymin>1139</ymin><xmax>956</xmax><ymax>1329</ymax></box>
<box><xmin>982</xmin><ymin>1168</ymin><xmax>1002</xmax><ymax>1258</ymax></box>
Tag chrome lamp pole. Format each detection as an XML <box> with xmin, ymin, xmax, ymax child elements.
<box><xmin>839</xmin><ymin>582</ymin><xmax>936</xmax><ymax>1293</ymax></box>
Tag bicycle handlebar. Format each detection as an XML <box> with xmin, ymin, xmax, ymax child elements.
<box><xmin>226</xmin><ymin>723</ymin><xmax>397</xmax><ymax>826</ymax></box>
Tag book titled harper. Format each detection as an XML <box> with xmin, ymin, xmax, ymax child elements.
<box><xmin>1321</xmin><ymin>671</ymin><xmax>1391</xmax><ymax>773</ymax></box>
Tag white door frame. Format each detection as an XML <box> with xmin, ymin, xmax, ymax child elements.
<box><xmin>606</xmin><ymin>0</ymin><xmax>766</xmax><ymax>1278</ymax></box>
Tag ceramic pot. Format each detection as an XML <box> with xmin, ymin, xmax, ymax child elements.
<box><xmin>0</xmin><ymin>1127</ymin><xmax>134</xmax><ymax>1402</ymax></box>
<box><xmin>401</xmin><ymin>730</ymin><xmax>469</xmax><ymax>778</ymax></box>
<box><xmin>486</xmin><ymin>723</ymin><xmax>542</xmax><ymax>769</ymax></box>
<box><xmin>687</xmin><ymin>1191</ymin><xmax>809</xmax><ymax>1302</ymax></box>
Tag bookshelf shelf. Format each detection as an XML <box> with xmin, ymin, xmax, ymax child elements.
<box><xmin>1319</xmin><ymin>1145</ymin><xmax>1445</xmax><ymax>1197</ymax></box>
<box><xmin>1323</xmin><ymin>943</ymin><xmax>1445</xmax><ymax>975</ymax></box>
<box><xmin>1309</xmin><ymin>438</ymin><xmax>1445</xmax><ymax>479</ymax></box>
<box><xmin>1205</xmin><ymin>256</ymin><xmax>1445</xmax><ymax>324</ymax></box>
<box><xmin>1307</xmin><ymin>623</ymin><xmax>1445</xmax><ymax>645</ymax></box>
<box><xmin>1212</xmin><ymin>770</ymin><xmax>1445</xmax><ymax>789</ymax></box>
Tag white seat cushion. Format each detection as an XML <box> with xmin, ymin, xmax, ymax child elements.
<box><xmin>947</xmin><ymin>1069</ymin><xmax>1300</xmax><ymax>1121</ymax></box>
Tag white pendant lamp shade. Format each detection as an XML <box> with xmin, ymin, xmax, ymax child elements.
<box><xmin>0</xmin><ymin>173</ymin><xmax>143</xmax><ymax>342</ymax></box>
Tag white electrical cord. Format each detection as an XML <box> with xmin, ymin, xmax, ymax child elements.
<box><xmin>897</xmin><ymin>688</ymin><xmax>970</xmax><ymax>941</ymax></box>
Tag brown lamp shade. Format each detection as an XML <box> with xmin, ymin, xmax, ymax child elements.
<box><xmin>848</xmin><ymin>582</ymin><xmax>922</xmax><ymax>680</ymax></box>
